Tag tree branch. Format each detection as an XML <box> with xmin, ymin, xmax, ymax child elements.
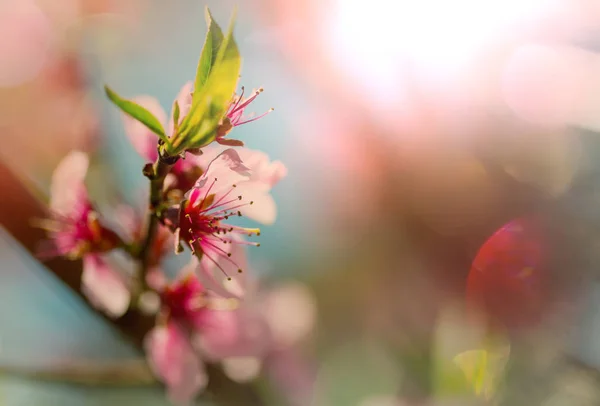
<box><xmin>0</xmin><ymin>161</ymin><xmax>266</xmax><ymax>406</ymax></box>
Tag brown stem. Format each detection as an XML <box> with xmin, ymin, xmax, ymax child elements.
<box><xmin>135</xmin><ymin>158</ymin><xmax>173</xmax><ymax>293</ymax></box>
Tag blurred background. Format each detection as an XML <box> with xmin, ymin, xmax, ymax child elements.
<box><xmin>2</xmin><ymin>0</ymin><xmax>600</xmax><ymax>404</ymax></box>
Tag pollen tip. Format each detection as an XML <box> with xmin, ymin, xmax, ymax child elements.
<box><xmin>227</xmin><ymin>253</ymin><xmax>232</xmax><ymax>257</ymax></box>
<box><xmin>232</xmin><ymin>184</ymin><xmax>237</xmax><ymax>188</ymax></box>
<box><xmin>257</xmin><ymin>232</ymin><xmax>261</xmax><ymax>236</ymax></box>
<box><xmin>250</xmin><ymin>201</ymin><xmax>254</xmax><ymax>205</ymax></box>
<box><xmin>227</xmin><ymin>277</ymin><xmax>232</xmax><ymax>281</ymax></box>
<box><xmin>257</xmin><ymin>243</ymin><xmax>261</xmax><ymax>247</ymax></box>
<box><xmin>238</xmin><ymin>196</ymin><xmax>242</xmax><ymax>200</ymax></box>
<box><xmin>238</xmin><ymin>269</ymin><xmax>243</xmax><ymax>273</ymax></box>
<box><xmin>258</xmin><ymin>87</ymin><xmax>264</xmax><ymax>92</ymax></box>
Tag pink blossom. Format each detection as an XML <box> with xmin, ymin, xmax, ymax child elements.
<box><xmin>144</xmin><ymin>267</ymin><xmax>212</xmax><ymax>404</ymax></box>
<box><xmin>173</xmin><ymin>149</ymin><xmax>285</xmax><ymax>297</ymax></box>
<box><xmin>144</xmin><ymin>262</ymin><xmax>258</xmax><ymax>403</ymax></box>
<box><xmin>216</xmin><ymin>87</ymin><xmax>273</xmax><ymax>146</ymax></box>
<box><xmin>43</xmin><ymin>151</ymin><xmax>119</xmax><ymax>259</ymax></box>
<box><xmin>41</xmin><ymin>151</ymin><xmax>130</xmax><ymax>317</ymax></box>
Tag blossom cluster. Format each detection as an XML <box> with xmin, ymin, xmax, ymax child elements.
<box><xmin>36</xmin><ymin>9</ymin><xmax>312</xmax><ymax>404</ymax></box>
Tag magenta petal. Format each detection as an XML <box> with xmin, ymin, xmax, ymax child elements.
<box><xmin>145</xmin><ymin>322</ymin><xmax>207</xmax><ymax>405</ymax></box>
<box><xmin>81</xmin><ymin>254</ymin><xmax>130</xmax><ymax>318</ymax></box>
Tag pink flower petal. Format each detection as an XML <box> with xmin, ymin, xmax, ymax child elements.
<box><xmin>233</xmin><ymin>182</ymin><xmax>277</xmax><ymax>225</ymax></box>
<box><xmin>50</xmin><ymin>151</ymin><xmax>89</xmax><ymax>217</ymax></box>
<box><xmin>145</xmin><ymin>322</ymin><xmax>207</xmax><ymax>405</ymax></box>
<box><xmin>190</xmin><ymin>149</ymin><xmax>251</xmax><ymax>206</ymax></box>
<box><xmin>236</xmin><ymin>148</ymin><xmax>288</xmax><ymax>187</ymax></box>
<box><xmin>81</xmin><ymin>254</ymin><xmax>130</xmax><ymax>318</ymax></box>
<box><xmin>188</xmin><ymin>143</ymin><xmax>226</xmax><ymax>170</ymax></box>
<box><xmin>123</xmin><ymin>95</ymin><xmax>166</xmax><ymax>161</ymax></box>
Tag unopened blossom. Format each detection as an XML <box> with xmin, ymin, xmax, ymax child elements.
<box><xmin>215</xmin><ymin>87</ymin><xmax>273</xmax><ymax>146</ymax></box>
<box><xmin>170</xmin><ymin>148</ymin><xmax>285</xmax><ymax>297</ymax></box>
<box><xmin>40</xmin><ymin>151</ymin><xmax>130</xmax><ymax>317</ymax></box>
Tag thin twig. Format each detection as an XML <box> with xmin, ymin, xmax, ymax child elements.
<box><xmin>136</xmin><ymin>157</ymin><xmax>175</xmax><ymax>292</ymax></box>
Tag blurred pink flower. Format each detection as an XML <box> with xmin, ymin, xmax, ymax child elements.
<box><xmin>41</xmin><ymin>151</ymin><xmax>130</xmax><ymax>317</ymax></box>
<box><xmin>43</xmin><ymin>151</ymin><xmax>119</xmax><ymax>258</ymax></box>
<box><xmin>145</xmin><ymin>262</ymin><xmax>267</xmax><ymax>403</ymax></box>
<box><xmin>145</xmin><ymin>321</ymin><xmax>207</xmax><ymax>405</ymax></box>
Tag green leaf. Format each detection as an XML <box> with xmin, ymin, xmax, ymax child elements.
<box><xmin>170</xmin><ymin>8</ymin><xmax>241</xmax><ymax>154</ymax></box>
<box><xmin>194</xmin><ymin>7</ymin><xmax>225</xmax><ymax>95</ymax></box>
<box><xmin>201</xmin><ymin>7</ymin><xmax>241</xmax><ymax>110</ymax></box>
<box><xmin>172</xmin><ymin>100</ymin><xmax>180</xmax><ymax>133</ymax></box>
<box><xmin>104</xmin><ymin>85</ymin><xmax>169</xmax><ymax>145</ymax></box>
<box><xmin>453</xmin><ymin>348</ymin><xmax>509</xmax><ymax>400</ymax></box>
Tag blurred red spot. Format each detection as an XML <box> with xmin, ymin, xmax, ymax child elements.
<box><xmin>466</xmin><ymin>217</ymin><xmax>546</xmax><ymax>330</ymax></box>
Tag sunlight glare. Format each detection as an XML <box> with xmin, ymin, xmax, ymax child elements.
<box><xmin>327</xmin><ymin>0</ymin><xmax>550</xmax><ymax>103</ymax></box>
